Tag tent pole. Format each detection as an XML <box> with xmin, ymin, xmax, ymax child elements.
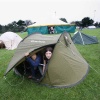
<box><xmin>79</xmin><ymin>32</ymin><xmax>84</xmax><ymax>45</ymax></box>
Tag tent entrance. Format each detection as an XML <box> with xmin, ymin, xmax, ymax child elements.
<box><xmin>14</xmin><ymin>61</ymin><xmax>43</xmax><ymax>81</ymax></box>
<box><xmin>14</xmin><ymin>44</ymin><xmax>55</xmax><ymax>82</ymax></box>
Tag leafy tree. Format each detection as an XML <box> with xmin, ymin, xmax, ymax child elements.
<box><xmin>1</xmin><ymin>26</ymin><xmax>6</xmax><ymax>33</ymax></box>
<box><xmin>59</xmin><ymin>18</ymin><xmax>67</xmax><ymax>23</ymax></box>
<box><xmin>24</xmin><ymin>20</ymin><xmax>34</xmax><ymax>26</ymax></box>
<box><xmin>98</xmin><ymin>22</ymin><xmax>100</xmax><ymax>27</ymax></box>
<box><xmin>0</xmin><ymin>19</ymin><xmax>34</xmax><ymax>33</ymax></box>
<box><xmin>94</xmin><ymin>22</ymin><xmax>100</xmax><ymax>28</ymax></box>
<box><xmin>7</xmin><ymin>23</ymin><xmax>14</xmax><ymax>31</ymax></box>
<box><xmin>81</xmin><ymin>17</ymin><xmax>94</xmax><ymax>27</ymax></box>
<box><xmin>17</xmin><ymin>20</ymin><xmax>25</xmax><ymax>26</ymax></box>
<box><xmin>75</xmin><ymin>21</ymin><xmax>82</xmax><ymax>26</ymax></box>
<box><xmin>0</xmin><ymin>25</ymin><xmax>2</xmax><ymax>33</ymax></box>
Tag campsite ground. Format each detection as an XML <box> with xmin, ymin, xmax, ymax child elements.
<box><xmin>0</xmin><ymin>29</ymin><xmax>100</xmax><ymax>100</ymax></box>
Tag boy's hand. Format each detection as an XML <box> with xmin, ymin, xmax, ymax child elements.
<box><xmin>25</xmin><ymin>52</ymin><xmax>29</xmax><ymax>56</ymax></box>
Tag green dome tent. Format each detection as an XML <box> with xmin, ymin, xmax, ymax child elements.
<box><xmin>4</xmin><ymin>32</ymin><xmax>89</xmax><ymax>88</ymax></box>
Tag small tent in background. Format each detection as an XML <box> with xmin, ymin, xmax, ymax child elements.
<box><xmin>0</xmin><ymin>32</ymin><xmax>22</xmax><ymax>50</ymax></box>
<box><xmin>4</xmin><ymin>32</ymin><xmax>89</xmax><ymax>88</ymax></box>
<box><xmin>72</xmin><ymin>31</ymin><xmax>98</xmax><ymax>45</ymax></box>
<box><xmin>27</xmin><ymin>18</ymin><xmax>76</xmax><ymax>35</ymax></box>
<box><xmin>88</xmin><ymin>26</ymin><xmax>96</xmax><ymax>29</ymax></box>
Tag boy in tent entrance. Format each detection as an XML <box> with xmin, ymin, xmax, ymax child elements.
<box><xmin>25</xmin><ymin>52</ymin><xmax>42</xmax><ymax>80</ymax></box>
<box><xmin>24</xmin><ymin>46</ymin><xmax>53</xmax><ymax>80</ymax></box>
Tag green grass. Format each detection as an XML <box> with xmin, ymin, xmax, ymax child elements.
<box><xmin>0</xmin><ymin>29</ymin><xmax>100</xmax><ymax>100</ymax></box>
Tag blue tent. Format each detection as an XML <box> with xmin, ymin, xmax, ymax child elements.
<box><xmin>72</xmin><ymin>31</ymin><xmax>98</xmax><ymax>45</ymax></box>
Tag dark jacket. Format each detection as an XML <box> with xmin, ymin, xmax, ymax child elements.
<box><xmin>26</xmin><ymin>55</ymin><xmax>41</xmax><ymax>68</ymax></box>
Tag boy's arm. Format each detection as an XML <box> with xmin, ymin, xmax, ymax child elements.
<box><xmin>26</xmin><ymin>55</ymin><xmax>41</xmax><ymax>67</ymax></box>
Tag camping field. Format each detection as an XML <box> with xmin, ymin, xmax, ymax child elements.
<box><xmin>0</xmin><ymin>29</ymin><xmax>100</xmax><ymax>100</ymax></box>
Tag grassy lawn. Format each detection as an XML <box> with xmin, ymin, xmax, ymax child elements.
<box><xmin>0</xmin><ymin>29</ymin><xmax>100</xmax><ymax>100</ymax></box>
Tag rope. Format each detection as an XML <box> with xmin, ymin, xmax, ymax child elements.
<box><xmin>3</xmin><ymin>75</ymin><xmax>24</xmax><ymax>86</ymax></box>
<box><xmin>3</xmin><ymin>62</ymin><xmax>26</xmax><ymax>86</ymax></box>
<box><xmin>89</xmin><ymin>65</ymin><xmax>99</xmax><ymax>75</ymax></box>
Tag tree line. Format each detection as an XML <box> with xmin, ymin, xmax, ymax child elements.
<box><xmin>75</xmin><ymin>17</ymin><xmax>100</xmax><ymax>28</ymax></box>
<box><xmin>0</xmin><ymin>17</ymin><xmax>100</xmax><ymax>34</ymax></box>
<box><xmin>0</xmin><ymin>20</ymin><xmax>34</xmax><ymax>33</ymax></box>
<box><xmin>60</xmin><ymin>17</ymin><xmax>100</xmax><ymax>28</ymax></box>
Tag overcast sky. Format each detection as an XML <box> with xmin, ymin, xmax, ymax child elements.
<box><xmin>0</xmin><ymin>0</ymin><xmax>100</xmax><ymax>25</ymax></box>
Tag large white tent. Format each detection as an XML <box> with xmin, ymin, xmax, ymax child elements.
<box><xmin>88</xmin><ymin>26</ymin><xmax>96</xmax><ymax>29</ymax></box>
<box><xmin>0</xmin><ymin>32</ymin><xmax>22</xmax><ymax>50</ymax></box>
<box><xmin>27</xmin><ymin>17</ymin><xmax>75</xmax><ymax>35</ymax></box>
<box><xmin>28</xmin><ymin>17</ymin><xmax>68</xmax><ymax>27</ymax></box>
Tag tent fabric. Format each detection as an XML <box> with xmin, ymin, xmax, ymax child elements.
<box><xmin>5</xmin><ymin>32</ymin><xmax>89</xmax><ymax>88</ymax></box>
<box><xmin>27</xmin><ymin>26</ymin><xmax>48</xmax><ymax>34</ymax></box>
<box><xmin>28</xmin><ymin>17</ymin><xmax>70</xmax><ymax>27</ymax></box>
<box><xmin>55</xmin><ymin>25</ymin><xmax>76</xmax><ymax>33</ymax></box>
<box><xmin>27</xmin><ymin>25</ymin><xmax>76</xmax><ymax>35</ymax></box>
<box><xmin>72</xmin><ymin>31</ymin><xmax>98</xmax><ymax>45</ymax></box>
<box><xmin>41</xmin><ymin>33</ymin><xmax>89</xmax><ymax>87</ymax></box>
<box><xmin>5</xmin><ymin>33</ymin><xmax>61</xmax><ymax>75</ymax></box>
<box><xmin>0</xmin><ymin>32</ymin><xmax>22</xmax><ymax>50</ymax></box>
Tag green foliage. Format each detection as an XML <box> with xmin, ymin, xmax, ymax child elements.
<box><xmin>59</xmin><ymin>18</ymin><xmax>67</xmax><ymax>23</ymax></box>
<box><xmin>0</xmin><ymin>30</ymin><xmax>100</xmax><ymax>100</ymax></box>
<box><xmin>81</xmin><ymin>17</ymin><xmax>94</xmax><ymax>27</ymax></box>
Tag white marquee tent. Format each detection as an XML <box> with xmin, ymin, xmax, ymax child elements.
<box><xmin>28</xmin><ymin>17</ymin><xmax>68</xmax><ymax>27</ymax></box>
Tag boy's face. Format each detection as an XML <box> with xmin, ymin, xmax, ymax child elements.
<box><xmin>45</xmin><ymin>51</ymin><xmax>52</xmax><ymax>60</ymax></box>
<box><xmin>31</xmin><ymin>54</ymin><xmax>37</xmax><ymax>60</ymax></box>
